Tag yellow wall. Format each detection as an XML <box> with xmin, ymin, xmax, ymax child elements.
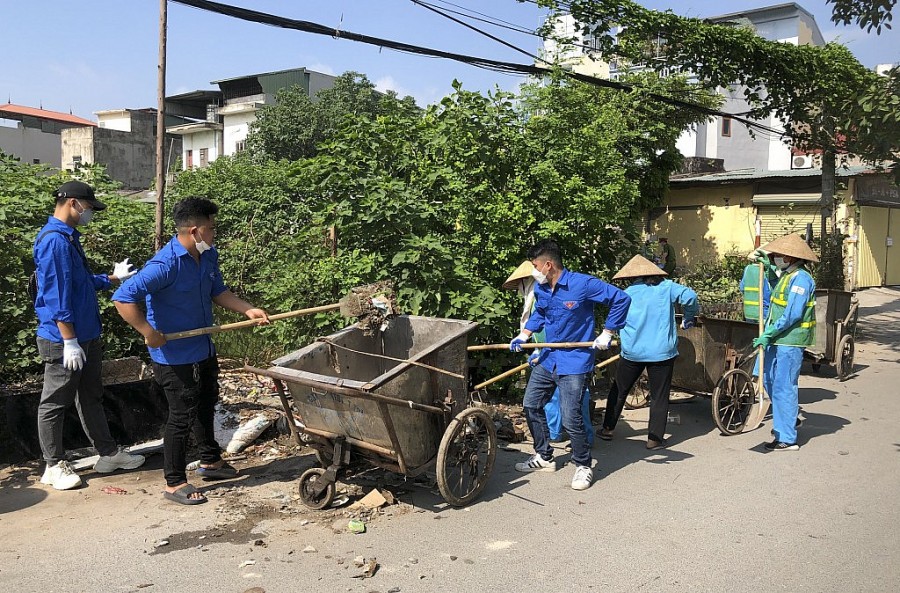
<box><xmin>856</xmin><ymin>206</ymin><xmax>888</xmax><ymax>287</ymax></box>
<box><xmin>650</xmin><ymin>186</ymin><xmax>757</xmax><ymax>266</ymax></box>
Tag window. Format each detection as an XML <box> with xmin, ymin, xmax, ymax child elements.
<box><xmin>199</xmin><ymin>148</ymin><xmax>208</xmax><ymax>168</ymax></box>
<box><xmin>235</xmin><ymin>140</ymin><xmax>246</xmax><ymax>153</ymax></box>
<box><xmin>721</xmin><ymin>116</ymin><xmax>732</xmax><ymax>137</ymax></box>
<box><xmin>33</xmin><ymin>158</ymin><xmax>40</xmax><ymax>164</ymax></box>
<box><xmin>186</xmin><ymin>149</ymin><xmax>193</xmax><ymax>169</ymax></box>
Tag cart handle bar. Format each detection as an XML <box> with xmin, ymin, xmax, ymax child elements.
<box><xmin>467</xmin><ymin>340</ymin><xmax>618</xmax><ymax>352</ymax></box>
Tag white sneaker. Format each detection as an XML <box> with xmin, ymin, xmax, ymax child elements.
<box><xmin>94</xmin><ymin>447</ymin><xmax>146</xmax><ymax>474</ymax></box>
<box><xmin>571</xmin><ymin>465</ymin><xmax>593</xmax><ymax>491</ymax></box>
<box><xmin>514</xmin><ymin>454</ymin><xmax>556</xmax><ymax>472</ymax></box>
<box><xmin>40</xmin><ymin>461</ymin><xmax>83</xmax><ymax>490</ymax></box>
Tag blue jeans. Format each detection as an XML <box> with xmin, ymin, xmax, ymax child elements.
<box><xmin>762</xmin><ymin>345</ymin><xmax>802</xmax><ymax>444</ymax></box>
<box><xmin>523</xmin><ymin>364</ymin><xmax>591</xmax><ymax>467</ymax></box>
<box><xmin>545</xmin><ymin>387</ymin><xmax>594</xmax><ymax>446</ymax></box>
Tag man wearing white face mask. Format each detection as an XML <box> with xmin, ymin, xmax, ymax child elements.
<box><xmin>33</xmin><ymin>180</ymin><xmax>145</xmax><ymax>491</ymax></box>
<box><xmin>113</xmin><ymin>197</ymin><xmax>269</xmax><ymax>505</ymax></box>
<box><xmin>752</xmin><ymin>234</ymin><xmax>818</xmax><ymax>452</ymax></box>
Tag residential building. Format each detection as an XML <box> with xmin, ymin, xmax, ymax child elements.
<box><xmin>648</xmin><ymin>165</ymin><xmax>898</xmax><ymax>289</ymax></box>
<box><xmin>61</xmin><ymin>108</ymin><xmax>181</xmax><ymax>190</ymax></box>
<box><xmin>539</xmin><ymin>13</ymin><xmax>610</xmax><ymax>78</ymax></box>
<box><xmin>0</xmin><ymin>103</ymin><xmax>95</xmax><ymax>167</ymax></box>
<box><xmin>167</xmin><ymin>67</ymin><xmax>337</xmax><ymax>170</ymax></box>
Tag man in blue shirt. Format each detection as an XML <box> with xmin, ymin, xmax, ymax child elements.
<box><xmin>113</xmin><ymin>197</ymin><xmax>269</xmax><ymax>505</ymax></box>
<box><xmin>510</xmin><ymin>240</ymin><xmax>631</xmax><ymax>490</ymax></box>
<box><xmin>33</xmin><ymin>180</ymin><xmax>146</xmax><ymax>491</ymax></box>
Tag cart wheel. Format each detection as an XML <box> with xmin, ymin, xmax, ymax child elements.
<box><xmin>297</xmin><ymin>467</ymin><xmax>335</xmax><ymax>510</ymax></box>
<box><xmin>836</xmin><ymin>335</ymin><xmax>855</xmax><ymax>381</ymax></box>
<box><xmin>712</xmin><ymin>369</ymin><xmax>756</xmax><ymax>435</ymax></box>
<box><xmin>314</xmin><ymin>450</ymin><xmax>332</xmax><ymax>468</ymax></box>
<box><xmin>623</xmin><ymin>372</ymin><xmax>650</xmax><ymax>409</ymax></box>
<box><xmin>436</xmin><ymin>407</ymin><xmax>497</xmax><ymax>507</ymax></box>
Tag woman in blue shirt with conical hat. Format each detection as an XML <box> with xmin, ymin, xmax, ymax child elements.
<box><xmin>600</xmin><ymin>255</ymin><xmax>698</xmax><ymax>450</ymax></box>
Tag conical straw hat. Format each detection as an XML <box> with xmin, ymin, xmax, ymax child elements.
<box><xmin>761</xmin><ymin>234</ymin><xmax>820</xmax><ymax>263</ymax></box>
<box><xmin>502</xmin><ymin>260</ymin><xmax>535</xmax><ymax>290</ymax></box>
<box><xmin>613</xmin><ymin>255</ymin><xmax>668</xmax><ymax>280</ymax></box>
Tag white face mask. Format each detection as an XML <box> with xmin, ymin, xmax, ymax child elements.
<box><xmin>530</xmin><ymin>268</ymin><xmax>547</xmax><ymax>285</ymax></box>
<box><xmin>192</xmin><ymin>230</ymin><xmax>212</xmax><ymax>254</ymax></box>
<box><xmin>73</xmin><ymin>201</ymin><xmax>94</xmax><ymax>226</ymax></box>
<box><xmin>773</xmin><ymin>256</ymin><xmax>790</xmax><ymax>270</ymax></box>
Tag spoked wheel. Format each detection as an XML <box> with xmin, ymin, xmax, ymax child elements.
<box><xmin>436</xmin><ymin>407</ymin><xmax>497</xmax><ymax>507</ymax></box>
<box><xmin>836</xmin><ymin>335</ymin><xmax>855</xmax><ymax>381</ymax></box>
<box><xmin>624</xmin><ymin>372</ymin><xmax>650</xmax><ymax>409</ymax></box>
<box><xmin>712</xmin><ymin>369</ymin><xmax>756</xmax><ymax>435</ymax></box>
<box><xmin>297</xmin><ymin>467</ymin><xmax>335</xmax><ymax>510</ymax></box>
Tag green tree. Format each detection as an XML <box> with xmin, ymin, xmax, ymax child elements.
<box><xmin>245</xmin><ymin>71</ymin><xmax>418</xmax><ymax>161</ymax></box>
<box><xmin>827</xmin><ymin>0</ymin><xmax>896</xmax><ymax>33</ymax></box>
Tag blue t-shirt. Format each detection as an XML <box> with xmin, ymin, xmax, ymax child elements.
<box><xmin>525</xmin><ymin>269</ymin><xmax>631</xmax><ymax>375</ymax></box>
<box><xmin>33</xmin><ymin>217</ymin><xmax>110</xmax><ymax>343</ymax></box>
<box><xmin>620</xmin><ymin>279</ymin><xmax>698</xmax><ymax>363</ymax></box>
<box><xmin>112</xmin><ymin>236</ymin><xmax>228</xmax><ymax>365</ymax></box>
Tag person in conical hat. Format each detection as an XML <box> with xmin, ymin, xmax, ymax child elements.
<box><xmin>508</xmin><ymin>239</ymin><xmax>631</xmax><ymax>491</ymax></box>
<box><xmin>501</xmin><ymin>261</ymin><xmax>593</xmax><ymax>448</ymax></box>
<box><xmin>599</xmin><ymin>255</ymin><xmax>698</xmax><ymax>450</ymax></box>
<box><xmin>752</xmin><ymin>234</ymin><xmax>817</xmax><ymax>452</ymax></box>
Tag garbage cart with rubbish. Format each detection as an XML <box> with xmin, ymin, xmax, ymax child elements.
<box><xmin>246</xmin><ymin>315</ymin><xmax>497</xmax><ymax>509</ymax></box>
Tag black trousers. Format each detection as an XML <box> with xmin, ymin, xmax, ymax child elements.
<box><xmin>152</xmin><ymin>356</ymin><xmax>222</xmax><ymax>487</ymax></box>
<box><xmin>603</xmin><ymin>357</ymin><xmax>675</xmax><ymax>442</ymax></box>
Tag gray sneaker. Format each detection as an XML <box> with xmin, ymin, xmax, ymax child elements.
<box><xmin>94</xmin><ymin>447</ymin><xmax>146</xmax><ymax>473</ymax></box>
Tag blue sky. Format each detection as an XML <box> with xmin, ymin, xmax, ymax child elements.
<box><xmin>1</xmin><ymin>1</ymin><xmax>896</xmax><ymax>119</ymax></box>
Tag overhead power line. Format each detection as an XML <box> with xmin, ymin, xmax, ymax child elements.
<box><xmin>169</xmin><ymin>0</ymin><xmax>788</xmax><ymax>139</ymax></box>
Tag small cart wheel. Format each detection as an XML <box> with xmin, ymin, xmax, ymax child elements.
<box><xmin>314</xmin><ymin>449</ymin><xmax>333</xmax><ymax>468</ymax></box>
<box><xmin>436</xmin><ymin>407</ymin><xmax>497</xmax><ymax>507</ymax></box>
<box><xmin>623</xmin><ymin>372</ymin><xmax>650</xmax><ymax>410</ymax></box>
<box><xmin>712</xmin><ymin>369</ymin><xmax>756</xmax><ymax>435</ymax></box>
<box><xmin>836</xmin><ymin>335</ymin><xmax>855</xmax><ymax>382</ymax></box>
<box><xmin>297</xmin><ymin>467</ymin><xmax>335</xmax><ymax>510</ymax></box>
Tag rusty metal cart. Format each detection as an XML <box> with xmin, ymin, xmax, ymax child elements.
<box><xmin>246</xmin><ymin>315</ymin><xmax>497</xmax><ymax>509</ymax></box>
<box><xmin>806</xmin><ymin>289</ymin><xmax>859</xmax><ymax>381</ymax></box>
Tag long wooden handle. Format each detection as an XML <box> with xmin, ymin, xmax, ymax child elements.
<box><xmin>473</xmin><ymin>353</ymin><xmax>621</xmax><ymax>391</ymax></box>
<box><xmin>163</xmin><ymin>303</ymin><xmax>341</xmax><ymax>341</ymax></box>
<box><xmin>467</xmin><ymin>341</ymin><xmax>602</xmax><ymax>352</ymax></box>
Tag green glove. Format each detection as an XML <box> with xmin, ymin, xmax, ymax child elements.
<box><xmin>752</xmin><ymin>335</ymin><xmax>771</xmax><ymax>349</ymax></box>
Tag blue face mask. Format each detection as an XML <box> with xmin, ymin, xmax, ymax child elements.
<box><xmin>773</xmin><ymin>256</ymin><xmax>790</xmax><ymax>270</ymax></box>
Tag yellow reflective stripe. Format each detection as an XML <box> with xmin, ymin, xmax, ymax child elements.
<box><xmin>772</xmin><ymin>297</ymin><xmax>788</xmax><ymax>306</ymax></box>
<box><xmin>744</xmin><ymin>286</ymin><xmax>759</xmax><ymax>292</ymax></box>
<box><xmin>744</xmin><ymin>300</ymin><xmax>759</xmax><ymax>305</ymax></box>
<box><xmin>800</xmin><ymin>321</ymin><xmax>816</xmax><ymax>328</ymax></box>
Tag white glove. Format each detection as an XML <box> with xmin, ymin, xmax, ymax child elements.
<box><xmin>113</xmin><ymin>258</ymin><xmax>137</xmax><ymax>281</ymax></box>
<box><xmin>592</xmin><ymin>329</ymin><xmax>614</xmax><ymax>350</ymax></box>
<box><xmin>63</xmin><ymin>338</ymin><xmax>86</xmax><ymax>371</ymax></box>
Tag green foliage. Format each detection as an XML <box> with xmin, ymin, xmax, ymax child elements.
<box><xmin>827</xmin><ymin>0</ymin><xmax>895</xmax><ymax>33</ymax></box>
<box><xmin>0</xmin><ymin>153</ymin><xmax>154</xmax><ymax>381</ymax></box>
<box><xmin>245</xmin><ymin>71</ymin><xmax>419</xmax><ymax>161</ymax></box>
<box><xmin>678</xmin><ymin>249</ymin><xmax>745</xmax><ymax>319</ymax></box>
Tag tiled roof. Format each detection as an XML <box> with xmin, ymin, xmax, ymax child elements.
<box><xmin>0</xmin><ymin>103</ymin><xmax>95</xmax><ymax>127</ymax></box>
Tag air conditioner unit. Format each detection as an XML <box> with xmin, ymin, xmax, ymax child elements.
<box><xmin>792</xmin><ymin>155</ymin><xmax>813</xmax><ymax>169</ymax></box>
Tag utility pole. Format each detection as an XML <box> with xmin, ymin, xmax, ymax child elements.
<box><xmin>155</xmin><ymin>0</ymin><xmax>168</xmax><ymax>250</ymax></box>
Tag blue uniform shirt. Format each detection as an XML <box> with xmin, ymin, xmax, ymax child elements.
<box><xmin>620</xmin><ymin>279</ymin><xmax>698</xmax><ymax>363</ymax></box>
<box><xmin>33</xmin><ymin>217</ymin><xmax>110</xmax><ymax>343</ymax></box>
<box><xmin>525</xmin><ymin>269</ymin><xmax>631</xmax><ymax>375</ymax></box>
<box><xmin>112</xmin><ymin>236</ymin><xmax>228</xmax><ymax>365</ymax></box>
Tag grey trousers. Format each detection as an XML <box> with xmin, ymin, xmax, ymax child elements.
<box><xmin>37</xmin><ymin>337</ymin><xmax>117</xmax><ymax>464</ymax></box>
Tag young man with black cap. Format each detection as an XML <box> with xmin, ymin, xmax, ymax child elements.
<box><xmin>113</xmin><ymin>197</ymin><xmax>269</xmax><ymax>505</ymax></box>
<box><xmin>33</xmin><ymin>180</ymin><xmax>146</xmax><ymax>491</ymax></box>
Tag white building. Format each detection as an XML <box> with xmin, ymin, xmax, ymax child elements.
<box><xmin>0</xmin><ymin>103</ymin><xmax>95</xmax><ymax>167</ymax></box>
<box><xmin>539</xmin><ymin>13</ymin><xmax>610</xmax><ymax>79</ymax></box>
<box><xmin>167</xmin><ymin>67</ymin><xmax>337</xmax><ymax>170</ymax></box>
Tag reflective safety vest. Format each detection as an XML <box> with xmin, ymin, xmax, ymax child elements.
<box><xmin>741</xmin><ymin>264</ymin><xmax>768</xmax><ymax>321</ymax></box>
<box><xmin>766</xmin><ymin>268</ymin><xmax>816</xmax><ymax>347</ymax></box>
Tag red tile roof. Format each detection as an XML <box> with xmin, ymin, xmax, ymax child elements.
<box><xmin>0</xmin><ymin>103</ymin><xmax>96</xmax><ymax>127</ymax></box>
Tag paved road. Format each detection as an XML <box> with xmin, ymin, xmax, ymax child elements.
<box><xmin>2</xmin><ymin>288</ymin><xmax>898</xmax><ymax>593</ymax></box>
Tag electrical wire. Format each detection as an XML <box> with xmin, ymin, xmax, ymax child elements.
<box><xmin>170</xmin><ymin>0</ymin><xmax>790</xmax><ymax>140</ymax></box>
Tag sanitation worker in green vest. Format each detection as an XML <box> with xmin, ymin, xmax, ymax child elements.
<box><xmin>658</xmin><ymin>238</ymin><xmax>676</xmax><ymax>275</ymax></box>
<box><xmin>752</xmin><ymin>234</ymin><xmax>818</xmax><ymax>452</ymax></box>
<box><xmin>739</xmin><ymin>249</ymin><xmax>779</xmax><ymax>323</ymax></box>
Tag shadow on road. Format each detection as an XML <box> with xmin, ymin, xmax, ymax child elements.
<box><xmin>0</xmin><ymin>466</ymin><xmax>48</xmax><ymax>514</ymax></box>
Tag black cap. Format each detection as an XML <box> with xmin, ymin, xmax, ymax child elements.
<box><xmin>56</xmin><ymin>180</ymin><xmax>106</xmax><ymax>211</ymax></box>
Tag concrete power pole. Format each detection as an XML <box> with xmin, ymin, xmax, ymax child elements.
<box><xmin>155</xmin><ymin>0</ymin><xmax>168</xmax><ymax>250</ymax></box>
